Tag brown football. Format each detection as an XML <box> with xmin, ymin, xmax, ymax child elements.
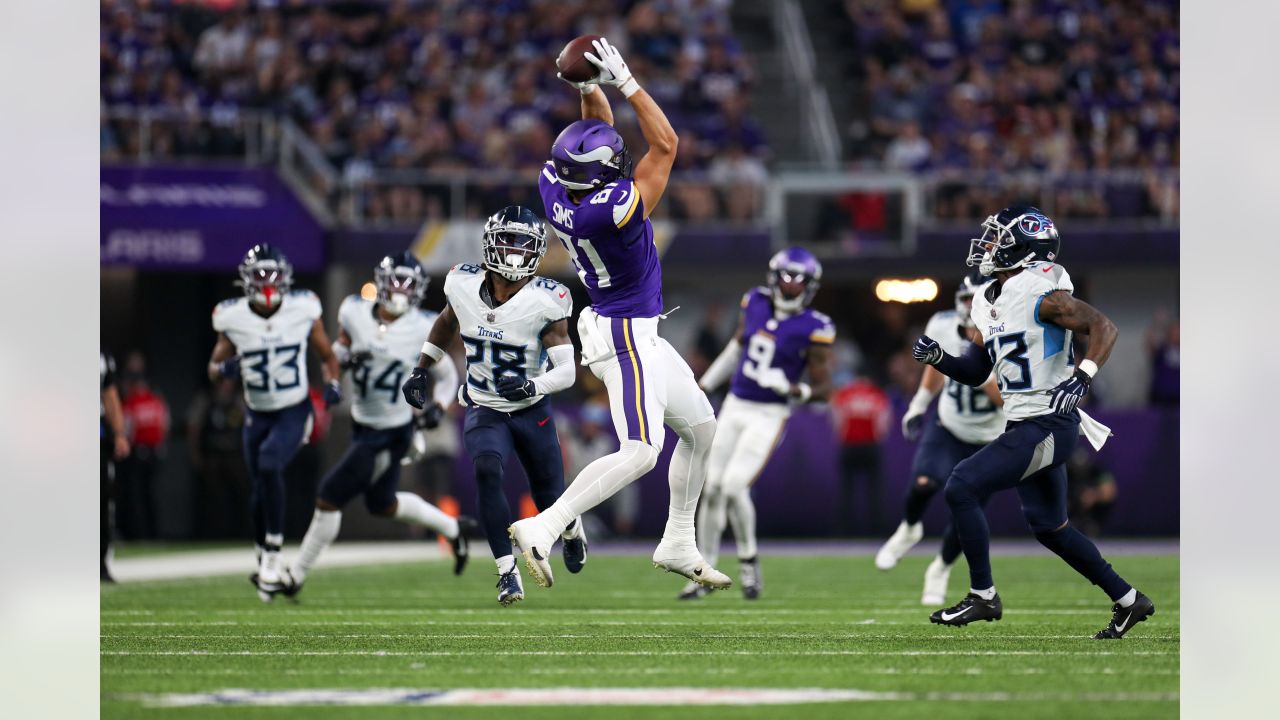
<box><xmin>557</xmin><ymin>34</ymin><xmax>601</xmax><ymax>83</ymax></box>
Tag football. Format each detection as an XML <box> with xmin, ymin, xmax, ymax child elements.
<box><xmin>557</xmin><ymin>34</ymin><xmax>601</xmax><ymax>83</ymax></box>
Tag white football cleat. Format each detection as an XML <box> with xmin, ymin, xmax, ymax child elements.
<box><xmin>652</xmin><ymin>539</ymin><xmax>732</xmax><ymax>589</ymax></box>
<box><xmin>921</xmin><ymin>555</ymin><xmax>952</xmax><ymax>606</ymax></box>
<box><xmin>875</xmin><ymin>520</ymin><xmax>924</xmax><ymax>570</ymax></box>
<box><xmin>509</xmin><ymin>518</ymin><xmax>556</xmax><ymax>588</ymax></box>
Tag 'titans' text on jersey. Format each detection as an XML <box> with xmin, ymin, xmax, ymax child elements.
<box><xmin>212</xmin><ymin>290</ymin><xmax>322</xmax><ymax>412</ymax></box>
<box><xmin>445</xmin><ymin>263</ymin><xmax>573</xmax><ymax>413</ymax></box>
<box><xmin>339</xmin><ymin>295</ymin><xmax>437</xmax><ymax>429</ymax></box>
<box><xmin>729</xmin><ymin>287</ymin><xmax>835</xmax><ymax>404</ymax></box>
<box><xmin>923</xmin><ymin>310</ymin><xmax>1005</xmax><ymax>444</ymax></box>
<box><xmin>538</xmin><ymin>163</ymin><xmax>663</xmax><ymax>318</ymax></box>
<box><xmin>971</xmin><ymin>262</ymin><xmax>1076</xmax><ymax>421</ymax></box>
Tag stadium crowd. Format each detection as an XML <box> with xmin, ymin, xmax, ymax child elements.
<box><xmin>99</xmin><ymin>0</ymin><xmax>768</xmax><ymax>223</ymax></box>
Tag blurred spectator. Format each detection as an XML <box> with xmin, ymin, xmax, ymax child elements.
<box><xmin>187</xmin><ymin>377</ymin><xmax>250</xmax><ymax>539</ymax></box>
<box><xmin>1066</xmin><ymin>447</ymin><xmax>1117</xmax><ymax>538</ymax></box>
<box><xmin>829</xmin><ymin>373</ymin><xmax>892</xmax><ymax>536</ymax></box>
<box><xmin>1146</xmin><ymin>309</ymin><xmax>1179</xmax><ymax>406</ymax></box>
<box><xmin>118</xmin><ymin>351</ymin><xmax>170</xmax><ymax>540</ymax></box>
<box><xmin>688</xmin><ymin>303</ymin><xmax>729</xmax><ymax>377</ymax></box>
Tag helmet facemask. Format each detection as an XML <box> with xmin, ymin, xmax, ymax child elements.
<box><xmin>239</xmin><ymin>261</ymin><xmax>293</xmax><ymax>310</ymax></box>
<box><xmin>375</xmin><ymin>262</ymin><xmax>428</xmax><ymax>317</ymax></box>
<box><xmin>967</xmin><ymin>214</ymin><xmax>1035</xmax><ymax>276</ymax></box>
<box><xmin>769</xmin><ymin>268</ymin><xmax>818</xmax><ymax>312</ymax></box>
<box><xmin>483</xmin><ymin>217</ymin><xmax>547</xmax><ymax>281</ymax></box>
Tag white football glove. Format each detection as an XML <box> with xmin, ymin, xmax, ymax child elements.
<box><xmin>556</xmin><ymin>71</ymin><xmax>601</xmax><ymax>94</ymax></box>
<box><xmin>584</xmin><ymin>37</ymin><xmax>640</xmax><ymax>97</ymax></box>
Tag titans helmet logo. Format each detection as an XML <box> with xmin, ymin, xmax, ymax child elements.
<box><xmin>1019</xmin><ymin>214</ymin><xmax>1055</xmax><ymax>236</ymax></box>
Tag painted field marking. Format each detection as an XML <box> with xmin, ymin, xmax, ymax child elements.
<box><xmin>119</xmin><ymin>687</ymin><xmax>1180</xmax><ymax>708</ymax></box>
<box><xmin>101</xmin><ymin>665</ymin><xmax>1180</xmax><ymax>678</ymax></box>
<box><xmin>102</xmin><ymin>607</ymin><xmax>1179</xmax><ymax>617</ymax></box>
<box><xmin>101</xmin><ymin>633</ymin><xmax>1178</xmax><ymax>642</ymax></box>
<box><xmin>102</xmin><ymin>649</ymin><xmax>1176</xmax><ymax>657</ymax></box>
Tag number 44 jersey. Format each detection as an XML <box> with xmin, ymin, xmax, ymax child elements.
<box><xmin>338</xmin><ymin>295</ymin><xmax>437</xmax><ymax>430</ymax></box>
<box><xmin>729</xmin><ymin>287</ymin><xmax>835</xmax><ymax>404</ymax></box>
<box><xmin>971</xmin><ymin>262</ymin><xmax>1076</xmax><ymax>422</ymax></box>
<box><xmin>444</xmin><ymin>264</ymin><xmax>573</xmax><ymax>413</ymax></box>
<box><xmin>212</xmin><ymin>290</ymin><xmax>322</xmax><ymax>412</ymax></box>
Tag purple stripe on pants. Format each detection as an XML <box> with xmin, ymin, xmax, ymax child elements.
<box><xmin>610</xmin><ymin>317</ymin><xmax>649</xmax><ymax>443</ymax></box>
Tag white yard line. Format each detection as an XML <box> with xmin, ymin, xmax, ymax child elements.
<box><xmin>110</xmin><ymin>542</ymin><xmax>445</xmax><ymax>582</ymax></box>
<box><xmin>102</xmin><ymin>633</ymin><xmax>1178</xmax><ymax>641</ymax></box>
<box><xmin>102</xmin><ymin>649</ymin><xmax>1176</xmax><ymax>657</ymax></box>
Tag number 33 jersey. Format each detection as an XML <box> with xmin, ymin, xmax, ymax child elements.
<box><xmin>729</xmin><ymin>287</ymin><xmax>835</xmax><ymax>405</ymax></box>
<box><xmin>445</xmin><ymin>264</ymin><xmax>573</xmax><ymax>413</ymax></box>
<box><xmin>971</xmin><ymin>262</ymin><xmax>1076</xmax><ymax>421</ymax></box>
<box><xmin>338</xmin><ymin>295</ymin><xmax>437</xmax><ymax>430</ymax></box>
<box><xmin>212</xmin><ymin>291</ymin><xmax>322</xmax><ymax>412</ymax></box>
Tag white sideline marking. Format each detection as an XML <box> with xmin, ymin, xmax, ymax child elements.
<box><xmin>102</xmin><ymin>607</ymin><xmax>1179</xmax><ymax>616</ymax></box>
<box><xmin>102</xmin><ymin>633</ymin><xmax>1177</xmax><ymax>641</ymax></box>
<box><xmin>103</xmin><ymin>649</ymin><xmax>1175</xmax><ymax>657</ymax></box>
<box><xmin>110</xmin><ymin>542</ymin><xmax>444</xmax><ymax>582</ymax></box>
<box><xmin>103</xmin><ymin>665</ymin><xmax>1180</xmax><ymax>678</ymax></box>
<box><xmin>121</xmin><ymin>687</ymin><xmax>1179</xmax><ymax>708</ymax></box>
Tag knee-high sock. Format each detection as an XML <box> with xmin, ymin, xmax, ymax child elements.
<box><xmin>903</xmin><ymin>477</ymin><xmax>941</xmax><ymax>525</ymax></box>
<box><xmin>697</xmin><ymin>485</ymin><xmax>729</xmax><ymax>568</ymax></box>
<box><xmin>474</xmin><ymin>453</ymin><xmax>513</xmax><ymax>559</ymax></box>
<box><xmin>939</xmin><ymin>522</ymin><xmax>963</xmax><ymax>565</ymax></box>
<box><xmin>1034</xmin><ymin>524</ymin><xmax>1133</xmax><ymax>601</ymax></box>
<box><xmin>393</xmin><ymin>492</ymin><xmax>458</xmax><ymax>539</ymax></box>
<box><xmin>294</xmin><ymin>509</ymin><xmax>341</xmax><ymax>581</ymax></box>
<box><xmin>945</xmin><ymin>476</ymin><xmax>993</xmax><ymax>589</ymax></box>
<box><xmin>258</xmin><ymin>467</ymin><xmax>286</xmax><ymax>539</ymax></box>
<box><xmin>539</xmin><ymin>440</ymin><xmax>659</xmax><ymax>536</ymax></box>
<box><xmin>726</xmin><ymin>487</ymin><xmax>758</xmax><ymax>560</ymax></box>
<box><xmin>663</xmin><ymin>419</ymin><xmax>716</xmax><ymax>545</ymax></box>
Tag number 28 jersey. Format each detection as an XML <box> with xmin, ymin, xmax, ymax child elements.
<box><xmin>924</xmin><ymin>310</ymin><xmax>1005</xmax><ymax>444</ymax></box>
<box><xmin>444</xmin><ymin>264</ymin><xmax>573</xmax><ymax>413</ymax></box>
<box><xmin>339</xmin><ymin>295</ymin><xmax>437</xmax><ymax>430</ymax></box>
<box><xmin>212</xmin><ymin>291</ymin><xmax>321</xmax><ymax>412</ymax></box>
<box><xmin>538</xmin><ymin>163</ymin><xmax>664</xmax><ymax>318</ymax></box>
<box><xmin>729</xmin><ymin>287</ymin><xmax>835</xmax><ymax>405</ymax></box>
<box><xmin>971</xmin><ymin>262</ymin><xmax>1076</xmax><ymax>422</ymax></box>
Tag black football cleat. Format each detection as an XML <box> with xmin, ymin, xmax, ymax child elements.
<box><xmin>451</xmin><ymin>516</ymin><xmax>479</xmax><ymax>576</ymax></box>
<box><xmin>930</xmin><ymin>592</ymin><xmax>1003</xmax><ymax>626</ymax></box>
<box><xmin>739</xmin><ymin>556</ymin><xmax>763</xmax><ymax>600</ymax></box>
<box><xmin>497</xmin><ymin>568</ymin><xmax>524</xmax><ymax>606</ymax></box>
<box><xmin>1093</xmin><ymin>592</ymin><xmax>1155</xmax><ymax>639</ymax></box>
<box><xmin>562</xmin><ymin>520</ymin><xmax>588</xmax><ymax>574</ymax></box>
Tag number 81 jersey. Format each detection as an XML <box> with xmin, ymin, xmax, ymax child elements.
<box><xmin>212</xmin><ymin>291</ymin><xmax>322</xmax><ymax>412</ymax></box>
<box><xmin>339</xmin><ymin>295</ymin><xmax>437</xmax><ymax>429</ymax></box>
<box><xmin>445</xmin><ymin>263</ymin><xmax>573</xmax><ymax>413</ymax></box>
<box><xmin>729</xmin><ymin>287</ymin><xmax>835</xmax><ymax>404</ymax></box>
<box><xmin>971</xmin><ymin>262</ymin><xmax>1076</xmax><ymax>421</ymax></box>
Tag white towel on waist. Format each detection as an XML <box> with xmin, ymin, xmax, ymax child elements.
<box><xmin>1078</xmin><ymin>409</ymin><xmax>1113</xmax><ymax>451</ymax></box>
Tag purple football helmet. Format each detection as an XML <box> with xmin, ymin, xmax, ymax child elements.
<box><xmin>550</xmin><ymin>119</ymin><xmax>633</xmax><ymax>191</ymax></box>
<box><xmin>767</xmin><ymin>247</ymin><xmax>822</xmax><ymax>312</ymax></box>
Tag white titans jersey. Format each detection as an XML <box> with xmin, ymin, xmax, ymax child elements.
<box><xmin>339</xmin><ymin>295</ymin><xmax>438</xmax><ymax>430</ymax></box>
<box><xmin>445</xmin><ymin>263</ymin><xmax>573</xmax><ymax>413</ymax></box>
<box><xmin>971</xmin><ymin>262</ymin><xmax>1076</xmax><ymax>421</ymax></box>
<box><xmin>924</xmin><ymin>310</ymin><xmax>1005</xmax><ymax>444</ymax></box>
<box><xmin>212</xmin><ymin>290</ymin><xmax>322</xmax><ymax>412</ymax></box>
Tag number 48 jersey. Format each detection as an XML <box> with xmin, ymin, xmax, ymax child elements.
<box><xmin>212</xmin><ymin>291</ymin><xmax>321</xmax><ymax>412</ymax></box>
<box><xmin>444</xmin><ymin>264</ymin><xmax>573</xmax><ymax>413</ymax></box>
<box><xmin>339</xmin><ymin>295</ymin><xmax>437</xmax><ymax>430</ymax></box>
<box><xmin>971</xmin><ymin>262</ymin><xmax>1076</xmax><ymax>421</ymax></box>
<box><xmin>924</xmin><ymin>310</ymin><xmax>1005</xmax><ymax>444</ymax></box>
<box><xmin>729</xmin><ymin>287</ymin><xmax>835</xmax><ymax>405</ymax></box>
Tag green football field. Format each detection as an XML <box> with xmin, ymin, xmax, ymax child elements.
<box><xmin>101</xmin><ymin>549</ymin><xmax>1178</xmax><ymax>719</ymax></box>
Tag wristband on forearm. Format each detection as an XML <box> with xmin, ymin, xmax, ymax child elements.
<box><xmin>421</xmin><ymin>341</ymin><xmax>445</xmax><ymax>364</ymax></box>
<box><xmin>1078</xmin><ymin>359</ymin><xmax>1099</xmax><ymax>378</ymax></box>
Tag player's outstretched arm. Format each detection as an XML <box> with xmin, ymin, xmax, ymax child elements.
<box><xmin>586</xmin><ymin>37</ymin><xmax>676</xmax><ymax>217</ymax></box>
<box><xmin>902</xmin><ymin>364</ymin><xmax>945</xmax><ymax>439</ymax></box>
<box><xmin>913</xmin><ymin>336</ymin><xmax>994</xmax><ymax>387</ymax></box>
<box><xmin>699</xmin><ymin>312</ymin><xmax>746</xmax><ymax>392</ymax></box>
<box><xmin>1036</xmin><ymin>291</ymin><xmax>1118</xmax><ymax>414</ymax></box>
<box><xmin>580</xmin><ymin>83</ymin><xmax>613</xmax><ymax>125</ymax></box>
<box><xmin>403</xmin><ymin>304</ymin><xmax>460</xmax><ymax>409</ymax></box>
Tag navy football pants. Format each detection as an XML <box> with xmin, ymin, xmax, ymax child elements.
<box><xmin>317</xmin><ymin>421</ymin><xmax>413</xmax><ymax>514</ymax></box>
<box><xmin>243</xmin><ymin>399</ymin><xmax>312</xmax><ymax>546</ymax></box>
<box><xmin>463</xmin><ymin>398</ymin><xmax>566</xmax><ymax>559</ymax></box>
<box><xmin>944</xmin><ymin>412</ymin><xmax>1132</xmax><ymax>601</ymax></box>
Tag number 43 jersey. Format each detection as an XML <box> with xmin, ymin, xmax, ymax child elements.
<box><xmin>971</xmin><ymin>262</ymin><xmax>1076</xmax><ymax>422</ymax></box>
<box><xmin>212</xmin><ymin>291</ymin><xmax>322</xmax><ymax>412</ymax></box>
<box><xmin>445</xmin><ymin>264</ymin><xmax>573</xmax><ymax>413</ymax></box>
<box><xmin>338</xmin><ymin>295</ymin><xmax>437</xmax><ymax>430</ymax></box>
<box><xmin>729</xmin><ymin>287</ymin><xmax>835</xmax><ymax>405</ymax></box>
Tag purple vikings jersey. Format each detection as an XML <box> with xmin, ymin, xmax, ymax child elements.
<box><xmin>538</xmin><ymin>162</ymin><xmax>663</xmax><ymax>317</ymax></box>
<box><xmin>729</xmin><ymin>287</ymin><xmax>836</xmax><ymax>404</ymax></box>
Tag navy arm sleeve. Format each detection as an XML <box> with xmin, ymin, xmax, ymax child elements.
<box><xmin>934</xmin><ymin>342</ymin><xmax>994</xmax><ymax>388</ymax></box>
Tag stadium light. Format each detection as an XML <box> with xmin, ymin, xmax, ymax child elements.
<box><xmin>875</xmin><ymin>278</ymin><xmax>938</xmax><ymax>304</ymax></box>
<box><xmin>361</xmin><ymin>282</ymin><xmax>377</xmax><ymax>301</ymax></box>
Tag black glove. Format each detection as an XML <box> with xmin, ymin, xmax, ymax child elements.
<box><xmin>415</xmin><ymin>402</ymin><xmax>446</xmax><ymax>430</ymax></box>
<box><xmin>1048</xmin><ymin>369</ymin><xmax>1091</xmax><ymax>415</ymax></box>
<box><xmin>495</xmin><ymin>375</ymin><xmax>537</xmax><ymax>401</ymax></box>
<box><xmin>217</xmin><ymin>356</ymin><xmax>241</xmax><ymax>379</ymax></box>
<box><xmin>902</xmin><ymin>412</ymin><xmax>926</xmax><ymax>442</ymax></box>
<box><xmin>341</xmin><ymin>350</ymin><xmax>373</xmax><ymax>372</ymax></box>
<box><xmin>322</xmin><ymin>379</ymin><xmax>342</xmax><ymax>407</ymax></box>
<box><xmin>912</xmin><ymin>336</ymin><xmax>942</xmax><ymax>365</ymax></box>
<box><xmin>401</xmin><ymin>367</ymin><xmax>431</xmax><ymax>409</ymax></box>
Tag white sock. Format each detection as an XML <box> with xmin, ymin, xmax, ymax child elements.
<box><xmin>971</xmin><ymin>586</ymin><xmax>997</xmax><ymax>600</ymax></box>
<box><xmin>1118</xmin><ymin>588</ymin><xmax>1137</xmax><ymax>608</ymax></box>
<box><xmin>932</xmin><ymin>555</ymin><xmax>953</xmax><ymax>569</ymax></box>
<box><xmin>495</xmin><ymin>555</ymin><xmax>516</xmax><ymax>575</ymax></box>
<box><xmin>727</xmin><ymin>488</ymin><xmax>757</xmax><ymax>560</ymax></box>
<box><xmin>294</xmin><ymin>509</ymin><xmax>341</xmax><ymax>582</ymax></box>
<box><xmin>662</xmin><ymin>421</ymin><xmax>715</xmax><ymax>545</ymax></box>
<box><xmin>561</xmin><ymin>518</ymin><xmax>581</xmax><ymax>541</ymax></box>
<box><xmin>540</xmin><ymin>440</ymin><xmax>659</xmax><ymax>535</ymax></box>
<box><xmin>264</xmin><ymin>532</ymin><xmax>284</xmax><ymax>549</ymax></box>
<box><xmin>697</xmin><ymin>486</ymin><xmax>728</xmax><ymax>567</ymax></box>
<box><xmin>393</xmin><ymin>492</ymin><xmax>458</xmax><ymax>538</ymax></box>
